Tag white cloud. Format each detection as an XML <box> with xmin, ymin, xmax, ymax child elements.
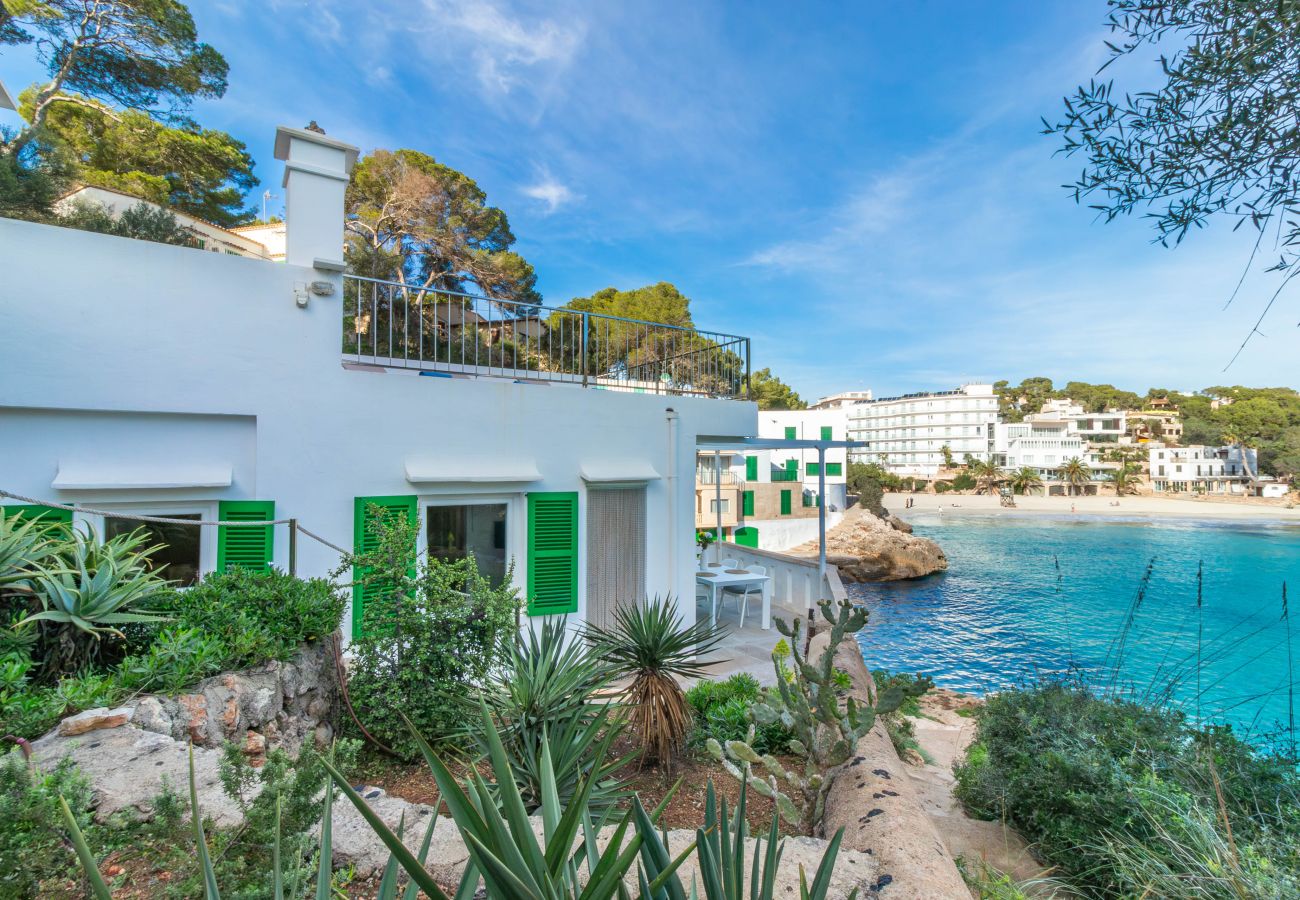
<box><xmin>421</xmin><ymin>0</ymin><xmax>585</xmax><ymax>95</ymax></box>
<box><xmin>521</xmin><ymin>170</ymin><xmax>576</xmax><ymax>213</ymax></box>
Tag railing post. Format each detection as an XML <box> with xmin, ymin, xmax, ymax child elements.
<box><xmin>745</xmin><ymin>338</ymin><xmax>752</xmax><ymax>401</ymax></box>
<box><xmin>581</xmin><ymin>311</ymin><xmax>589</xmax><ymax>388</ymax></box>
<box><xmin>288</xmin><ymin>518</ymin><xmax>298</xmax><ymax>576</ymax></box>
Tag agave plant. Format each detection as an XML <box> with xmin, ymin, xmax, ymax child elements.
<box><xmin>319</xmin><ymin>702</ymin><xmax>857</xmax><ymax>900</ymax></box>
<box><xmin>474</xmin><ymin>616</ymin><xmax>631</xmax><ymax>810</ymax></box>
<box><xmin>582</xmin><ymin>595</ymin><xmax>727</xmax><ymax>767</ymax></box>
<box><xmin>18</xmin><ymin>525</ymin><xmax>172</xmax><ymax>674</ymax></box>
<box><xmin>0</xmin><ymin>510</ymin><xmax>65</xmax><ymax>588</ymax></box>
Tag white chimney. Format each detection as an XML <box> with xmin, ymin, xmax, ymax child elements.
<box><xmin>273</xmin><ymin>125</ymin><xmax>359</xmax><ymax>270</ymax></box>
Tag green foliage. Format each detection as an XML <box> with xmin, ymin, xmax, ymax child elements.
<box><xmin>475</xmin><ymin>617</ymin><xmax>630</xmax><ymax>811</ymax></box>
<box><xmin>0</xmin><ymin>124</ymin><xmax>70</xmax><ymax>219</ymax></box>
<box><xmin>345</xmin><ymin>147</ymin><xmax>538</xmax><ymax>302</ymax></box>
<box><xmin>950</xmin><ymin>471</ymin><xmax>976</xmax><ymax>492</ymax></box>
<box><xmin>582</xmin><ymin>596</ymin><xmax>726</xmax><ymax>765</ymax></box>
<box><xmin>1056</xmin><ymin>457</ymin><xmax>1091</xmax><ymax>495</ymax></box>
<box><xmin>847</xmin><ymin>462</ymin><xmax>898</xmax><ymax>516</ymax></box>
<box><xmin>0</xmin><ymin>753</ymin><xmax>93</xmax><ymax>897</ymax></box>
<box><xmin>0</xmin><ymin>509</ymin><xmax>65</xmax><ymax>587</ymax></box>
<box><xmin>1006</xmin><ymin>467</ymin><xmax>1043</xmax><ymax>496</ymax></box>
<box><xmin>934</xmin><ymin>481</ymin><xmax>953</xmax><ymax>494</ymax></box>
<box><xmin>339</xmin><ymin>506</ymin><xmax>520</xmax><ymax>759</ymax></box>
<box><xmin>162</xmin><ymin>568</ymin><xmax>345</xmax><ymax>670</ymax></box>
<box><xmin>953</xmin><ymin>680</ymin><xmax>1300</xmax><ymax>897</ymax></box>
<box><xmin>749</xmin><ymin>367</ymin><xmax>807</xmax><ymax>410</ymax></box>
<box><xmin>321</xmin><ymin>703</ymin><xmax>857</xmax><ymax>900</ymax></box>
<box><xmin>56</xmin><ymin>196</ymin><xmax>196</xmax><ymax>245</ymax></box>
<box><xmin>871</xmin><ymin>670</ymin><xmax>931</xmax><ymax>761</ymax></box>
<box><xmin>687</xmin><ymin>673</ymin><xmax>794</xmax><ymax>756</ymax></box>
<box><xmin>710</xmin><ymin>600</ymin><xmax>932</xmax><ymax>833</ymax></box>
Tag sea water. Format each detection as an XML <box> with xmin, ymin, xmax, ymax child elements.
<box><xmin>849</xmin><ymin>513</ymin><xmax>1300</xmax><ymax>746</ymax></box>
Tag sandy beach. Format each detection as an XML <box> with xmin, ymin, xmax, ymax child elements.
<box><xmin>885</xmin><ymin>491</ymin><xmax>1300</xmax><ymax>522</ymax></box>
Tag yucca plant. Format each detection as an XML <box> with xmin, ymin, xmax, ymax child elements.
<box><xmin>583</xmin><ymin>595</ymin><xmax>727</xmax><ymax>767</ymax></box>
<box><xmin>474</xmin><ymin>616</ymin><xmax>631</xmax><ymax>810</ymax></box>
<box><xmin>17</xmin><ymin>525</ymin><xmax>172</xmax><ymax>674</ymax></box>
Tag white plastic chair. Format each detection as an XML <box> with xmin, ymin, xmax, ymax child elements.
<box><xmin>695</xmin><ymin>581</ymin><xmax>718</xmax><ymax>625</ymax></box>
<box><xmin>722</xmin><ymin>564</ymin><xmax>765</xmax><ymax>628</ymax></box>
<box><xmin>720</xmin><ymin>557</ymin><xmax>740</xmax><ymax>569</ymax></box>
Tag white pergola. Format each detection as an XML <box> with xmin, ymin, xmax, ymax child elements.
<box><xmin>695</xmin><ymin>434</ymin><xmax>868</xmax><ymax>622</ymax></box>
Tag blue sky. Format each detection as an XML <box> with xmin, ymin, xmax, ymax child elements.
<box><xmin>3</xmin><ymin>1</ymin><xmax>1295</xmax><ymax>400</ymax></box>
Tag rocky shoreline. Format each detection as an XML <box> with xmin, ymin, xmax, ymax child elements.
<box><xmin>789</xmin><ymin>504</ymin><xmax>947</xmax><ymax>582</ymax></box>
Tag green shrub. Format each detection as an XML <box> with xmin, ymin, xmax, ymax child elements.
<box><xmin>951</xmin><ymin>471</ymin><xmax>976</xmax><ymax>491</ymax></box>
<box><xmin>0</xmin><ymin>753</ymin><xmax>92</xmax><ymax>897</ymax></box>
<box><xmin>934</xmin><ymin>481</ymin><xmax>953</xmax><ymax>493</ymax></box>
<box><xmin>686</xmin><ymin>673</ymin><xmax>793</xmax><ymax>755</ymax></box>
<box><xmin>953</xmin><ymin>680</ymin><xmax>1300</xmax><ymax>897</ymax></box>
<box><xmin>162</xmin><ymin>568</ymin><xmax>346</xmax><ymax>669</ymax></box>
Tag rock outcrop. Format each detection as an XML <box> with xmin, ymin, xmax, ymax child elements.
<box><xmin>789</xmin><ymin>506</ymin><xmax>946</xmax><ymax>582</ymax></box>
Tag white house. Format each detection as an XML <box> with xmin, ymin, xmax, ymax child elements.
<box><xmin>810</xmin><ymin>390</ymin><xmax>872</xmax><ymax>410</ymax></box>
<box><xmin>54</xmin><ymin>184</ymin><xmax>279</xmax><ymax>260</ymax></box>
<box><xmin>1</xmin><ymin>125</ymin><xmax>759</xmax><ymax>640</ymax></box>
<box><xmin>846</xmin><ymin>383</ymin><xmax>998</xmax><ymax>477</ymax></box>
<box><xmin>1148</xmin><ymin>445</ymin><xmax>1256</xmax><ymax>494</ymax></box>
<box><xmin>993</xmin><ymin>419</ymin><xmax>1088</xmax><ymax>478</ymax></box>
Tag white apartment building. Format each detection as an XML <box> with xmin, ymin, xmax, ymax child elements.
<box><xmin>1037</xmin><ymin>400</ymin><xmax>1128</xmax><ymax>471</ymax></box>
<box><xmin>1149</xmin><ymin>445</ymin><xmax>1257</xmax><ymax>494</ymax></box>
<box><xmin>810</xmin><ymin>390</ymin><xmax>873</xmax><ymax>410</ymax></box>
<box><xmin>846</xmin><ymin>384</ymin><xmax>998</xmax><ymax>477</ymax></box>
<box><xmin>993</xmin><ymin>420</ymin><xmax>1087</xmax><ymax>478</ymax></box>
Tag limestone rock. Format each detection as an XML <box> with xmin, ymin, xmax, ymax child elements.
<box><xmin>790</xmin><ymin>506</ymin><xmax>946</xmax><ymax>582</ymax></box>
<box><xmin>58</xmin><ymin>706</ymin><xmax>134</xmax><ymax>736</ymax></box>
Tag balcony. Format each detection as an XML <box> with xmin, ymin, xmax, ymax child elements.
<box><xmin>342</xmin><ymin>275</ymin><xmax>752</xmax><ymax>399</ymax></box>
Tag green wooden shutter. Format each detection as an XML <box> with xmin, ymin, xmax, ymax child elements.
<box><xmin>820</xmin><ymin>426</ymin><xmax>833</xmax><ymax>440</ymax></box>
<box><xmin>784</xmin><ymin>426</ymin><xmax>797</xmax><ymax>440</ymax></box>
<box><xmin>1</xmin><ymin>504</ymin><xmax>72</xmax><ymax>524</ymax></box>
<box><xmin>780</xmin><ymin>490</ymin><xmax>792</xmax><ymax>515</ymax></box>
<box><xmin>807</xmin><ymin>462</ymin><xmax>821</xmax><ymax>476</ymax></box>
<box><xmin>352</xmin><ymin>495</ymin><xmax>417</xmax><ymax>638</ymax></box>
<box><xmin>527</xmin><ymin>492</ymin><xmax>578</xmax><ymax>616</ymax></box>
<box><xmin>217</xmin><ymin>500</ymin><xmax>275</xmax><ymax>574</ymax></box>
<box><xmin>742</xmin><ymin>490</ymin><xmax>754</xmax><ymax>516</ymax></box>
<box><xmin>745</xmin><ymin>456</ymin><xmax>758</xmax><ymax>480</ymax></box>
<box><xmin>734</xmin><ymin>526</ymin><xmax>758</xmax><ymax>548</ymax></box>
<box><xmin>826</xmin><ymin>462</ymin><xmax>843</xmax><ymax>476</ymax></box>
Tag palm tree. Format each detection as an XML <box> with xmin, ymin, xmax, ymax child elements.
<box><xmin>1110</xmin><ymin>462</ymin><xmax>1138</xmax><ymax>496</ymax></box>
<box><xmin>970</xmin><ymin>459</ymin><xmax>1004</xmax><ymax>495</ymax></box>
<box><xmin>1007</xmin><ymin>466</ymin><xmax>1043</xmax><ymax>495</ymax></box>
<box><xmin>1058</xmin><ymin>457</ymin><xmax>1092</xmax><ymax>496</ymax></box>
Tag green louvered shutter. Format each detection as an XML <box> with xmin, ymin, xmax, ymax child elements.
<box><xmin>786</xmin><ymin>459</ymin><xmax>798</xmax><ymax>475</ymax></box>
<box><xmin>1</xmin><ymin>505</ymin><xmax>72</xmax><ymax>524</ymax></box>
<box><xmin>527</xmin><ymin>492</ymin><xmax>578</xmax><ymax>616</ymax></box>
<box><xmin>820</xmin><ymin>426</ymin><xmax>833</xmax><ymax>440</ymax></box>
<box><xmin>784</xmin><ymin>426</ymin><xmax>796</xmax><ymax>440</ymax></box>
<box><xmin>826</xmin><ymin>463</ymin><xmax>843</xmax><ymax>476</ymax></box>
<box><xmin>217</xmin><ymin>501</ymin><xmax>275</xmax><ymax>573</ymax></box>
<box><xmin>780</xmin><ymin>490</ymin><xmax>792</xmax><ymax>515</ymax></box>
<box><xmin>807</xmin><ymin>462</ymin><xmax>821</xmax><ymax>476</ymax></box>
<box><xmin>352</xmin><ymin>495</ymin><xmax>417</xmax><ymax>638</ymax></box>
<box><xmin>742</xmin><ymin>490</ymin><xmax>754</xmax><ymax>516</ymax></box>
<box><xmin>745</xmin><ymin>456</ymin><xmax>758</xmax><ymax>480</ymax></box>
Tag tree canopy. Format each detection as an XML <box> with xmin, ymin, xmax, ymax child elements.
<box><xmin>345</xmin><ymin>148</ymin><xmax>538</xmax><ymax>304</ymax></box>
<box><xmin>748</xmin><ymin>368</ymin><xmax>807</xmax><ymax>410</ymax></box>
<box><xmin>1047</xmin><ymin>0</ymin><xmax>1300</xmax><ymax>359</ymax></box>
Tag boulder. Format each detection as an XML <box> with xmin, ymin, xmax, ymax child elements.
<box><xmin>58</xmin><ymin>706</ymin><xmax>134</xmax><ymax>736</ymax></box>
<box><xmin>789</xmin><ymin>506</ymin><xmax>945</xmax><ymax>582</ymax></box>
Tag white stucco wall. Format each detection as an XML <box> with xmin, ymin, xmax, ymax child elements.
<box><xmin>0</xmin><ymin>216</ymin><xmax>756</xmax><ymax>638</ymax></box>
<box><xmin>744</xmin><ymin>512</ymin><xmax>843</xmax><ymax>552</ymax></box>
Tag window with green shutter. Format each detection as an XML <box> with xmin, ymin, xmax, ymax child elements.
<box><xmin>786</xmin><ymin>459</ymin><xmax>798</xmax><ymax>473</ymax></box>
<box><xmin>780</xmin><ymin>490</ymin><xmax>792</xmax><ymax>515</ymax></box>
<box><xmin>742</xmin><ymin>490</ymin><xmax>754</xmax><ymax>516</ymax></box>
<box><xmin>807</xmin><ymin>462</ymin><xmax>821</xmax><ymax>476</ymax></box>
<box><xmin>825</xmin><ymin>462</ymin><xmax>843</xmax><ymax>476</ymax></box>
<box><xmin>745</xmin><ymin>456</ymin><xmax>758</xmax><ymax>480</ymax></box>
<box><xmin>217</xmin><ymin>500</ymin><xmax>275</xmax><ymax>573</ymax></box>
<box><xmin>820</xmin><ymin>426</ymin><xmax>833</xmax><ymax>440</ymax></box>
<box><xmin>527</xmin><ymin>492</ymin><xmax>578</xmax><ymax>616</ymax></box>
<box><xmin>352</xmin><ymin>495</ymin><xmax>417</xmax><ymax>638</ymax></box>
<box><xmin>784</xmin><ymin>426</ymin><xmax>797</xmax><ymax>440</ymax></box>
<box><xmin>1</xmin><ymin>505</ymin><xmax>72</xmax><ymax>524</ymax></box>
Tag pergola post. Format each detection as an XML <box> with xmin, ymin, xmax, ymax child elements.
<box><xmin>714</xmin><ymin>449</ymin><xmax>723</xmax><ymax>564</ymax></box>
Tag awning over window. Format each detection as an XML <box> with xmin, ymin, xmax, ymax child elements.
<box><xmin>580</xmin><ymin>461</ymin><xmax>662</xmax><ymax>484</ymax></box>
<box><xmin>403</xmin><ymin>456</ymin><xmax>543</xmax><ymax>484</ymax></box>
<box><xmin>52</xmin><ymin>461</ymin><xmax>234</xmax><ymax>490</ymax></box>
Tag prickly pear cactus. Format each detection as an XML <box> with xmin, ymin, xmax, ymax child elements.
<box><xmin>709</xmin><ymin>598</ymin><xmax>930</xmax><ymax>835</ymax></box>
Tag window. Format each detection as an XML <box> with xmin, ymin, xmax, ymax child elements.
<box><xmin>780</xmin><ymin>489</ymin><xmax>792</xmax><ymax>515</ymax></box>
<box><xmin>806</xmin><ymin>462</ymin><xmax>821</xmax><ymax>476</ymax></box>
<box><xmin>784</xmin><ymin>426</ymin><xmax>797</xmax><ymax>440</ymax></box>
<box><xmin>825</xmin><ymin>462</ymin><xmax>843</xmax><ymax>476</ymax></box>
<box><xmin>104</xmin><ymin>513</ymin><xmax>202</xmax><ymax>586</ymax></box>
<box><xmin>709</xmin><ymin>498</ymin><xmax>730</xmax><ymax>513</ymax></box>
<box><xmin>745</xmin><ymin>456</ymin><xmax>758</xmax><ymax>481</ymax></box>
<box><xmin>427</xmin><ymin>502</ymin><xmax>508</xmax><ymax>587</ymax></box>
<box><xmin>820</xmin><ymin>426</ymin><xmax>832</xmax><ymax>440</ymax></box>
<box><xmin>742</xmin><ymin>490</ymin><xmax>754</xmax><ymax>516</ymax></box>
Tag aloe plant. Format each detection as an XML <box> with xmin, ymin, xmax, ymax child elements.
<box><xmin>0</xmin><ymin>510</ymin><xmax>64</xmax><ymax>588</ymax></box>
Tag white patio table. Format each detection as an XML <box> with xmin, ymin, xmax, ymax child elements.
<box><xmin>696</xmin><ymin>562</ymin><xmax>773</xmax><ymax>629</ymax></box>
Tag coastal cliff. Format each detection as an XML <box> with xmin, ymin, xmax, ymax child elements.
<box><xmin>789</xmin><ymin>504</ymin><xmax>946</xmax><ymax>581</ymax></box>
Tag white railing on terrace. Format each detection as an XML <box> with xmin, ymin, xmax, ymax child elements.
<box><xmin>696</xmin><ymin>469</ymin><xmax>741</xmax><ymax>485</ymax></box>
<box><xmin>711</xmin><ymin>541</ymin><xmax>847</xmax><ymax>612</ymax></box>
<box><xmin>342</xmin><ymin>275</ymin><xmax>752</xmax><ymax>399</ymax></box>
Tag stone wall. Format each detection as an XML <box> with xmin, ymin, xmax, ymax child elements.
<box><xmin>126</xmin><ymin>638</ymin><xmax>338</xmax><ymax>758</ymax></box>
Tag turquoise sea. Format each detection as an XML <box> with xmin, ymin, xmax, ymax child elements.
<box><xmin>849</xmin><ymin>513</ymin><xmax>1300</xmax><ymax>746</ymax></box>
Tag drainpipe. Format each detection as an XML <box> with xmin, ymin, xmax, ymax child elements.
<box><xmin>665</xmin><ymin>408</ymin><xmax>679</xmax><ymax>597</ymax></box>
